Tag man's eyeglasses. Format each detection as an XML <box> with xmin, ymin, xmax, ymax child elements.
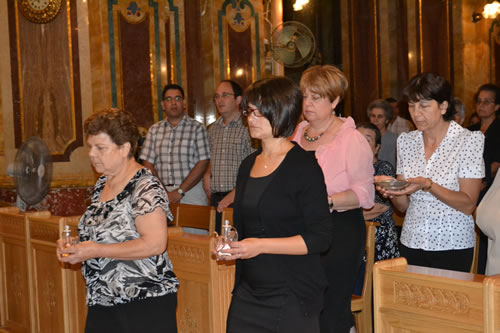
<box><xmin>213</xmin><ymin>92</ymin><xmax>234</xmax><ymax>102</ymax></box>
<box><xmin>242</xmin><ymin>108</ymin><xmax>263</xmax><ymax>117</ymax></box>
<box><xmin>476</xmin><ymin>99</ymin><xmax>495</xmax><ymax>106</ymax></box>
<box><xmin>164</xmin><ymin>96</ymin><xmax>183</xmax><ymax>102</ymax></box>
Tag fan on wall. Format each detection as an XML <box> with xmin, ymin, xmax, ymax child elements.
<box><xmin>7</xmin><ymin>137</ymin><xmax>53</xmax><ymax>210</ymax></box>
<box><xmin>271</xmin><ymin>21</ymin><xmax>316</xmax><ymax>68</ymax></box>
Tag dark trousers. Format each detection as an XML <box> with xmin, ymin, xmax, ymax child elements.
<box><xmin>399</xmin><ymin>244</ymin><xmax>474</xmax><ymax>272</ymax></box>
<box><xmin>209</xmin><ymin>191</ymin><xmax>230</xmax><ymax>233</ymax></box>
<box><xmin>320</xmin><ymin>209</ymin><xmax>365</xmax><ymax>333</ymax></box>
<box><xmin>85</xmin><ymin>293</ymin><xmax>177</xmax><ymax>333</ymax></box>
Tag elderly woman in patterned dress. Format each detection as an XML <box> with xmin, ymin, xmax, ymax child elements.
<box><xmin>57</xmin><ymin>109</ymin><xmax>178</xmax><ymax>333</ymax></box>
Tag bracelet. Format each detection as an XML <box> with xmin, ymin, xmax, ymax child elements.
<box><xmin>422</xmin><ymin>178</ymin><xmax>433</xmax><ymax>192</ymax></box>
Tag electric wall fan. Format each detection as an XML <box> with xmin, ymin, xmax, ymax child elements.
<box><xmin>271</xmin><ymin>21</ymin><xmax>316</xmax><ymax>68</ymax></box>
<box><xmin>7</xmin><ymin>137</ymin><xmax>53</xmax><ymax>209</ymax></box>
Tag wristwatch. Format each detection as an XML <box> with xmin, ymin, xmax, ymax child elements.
<box><xmin>328</xmin><ymin>196</ymin><xmax>334</xmax><ymax>210</ymax></box>
<box><xmin>177</xmin><ymin>188</ymin><xmax>185</xmax><ymax>196</ymax></box>
<box><xmin>422</xmin><ymin>178</ymin><xmax>433</xmax><ymax>192</ymax></box>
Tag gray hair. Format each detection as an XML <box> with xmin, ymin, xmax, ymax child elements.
<box><xmin>367</xmin><ymin>99</ymin><xmax>394</xmax><ymax>121</ymax></box>
<box><xmin>453</xmin><ymin>97</ymin><xmax>465</xmax><ymax>120</ymax></box>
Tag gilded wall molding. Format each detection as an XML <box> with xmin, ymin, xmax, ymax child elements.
<box><xmin>218</xmin><ymin>0</ymin><xmax>261</xmax><ymax>84</ymax></box>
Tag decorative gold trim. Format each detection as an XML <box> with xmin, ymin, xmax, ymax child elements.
<box><xmin>418</xmin><ymin>0</ymin><xmax>423</xmax><ymax>70</ymax></box>
<box><xmin>18</xmin><ymin>0</ymin><xmax>62</xmax><ymax>24</ymax></box>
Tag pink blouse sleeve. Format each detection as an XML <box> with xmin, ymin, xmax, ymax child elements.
<box><xmin>345</xmin><ymin>130</ymin><xmax>375</xmax><ymax>209</ymax></box>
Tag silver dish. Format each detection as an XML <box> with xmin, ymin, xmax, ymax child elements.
<box><xmin>374</xmin><ymin>180</ymin><xmax>409</xmax><ymax>191</ymax></box>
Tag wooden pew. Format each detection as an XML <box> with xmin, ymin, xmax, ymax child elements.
<box><xmin>484</xmin><ymin>275</ymin><xmax>500</xmax><ymax>332</ymax></box>
<box><xmin>0</xmin><ymin>209</ymin><xmax>233</xmax><ymax>333</ymax></box>
<box><xmin>170</xmin><ymin>203</ymin><xmax>216</xmax><ymax>234</ymax></box>
<box><xmin>167</xmin><ymin>227</ymin><xmax>235</xmax><ymax>333</ymax></box>
<box><xmin>27</xmin><ymin>214</ymin><xmax>85</xmax><ymax>333</ymax></box>
<box><xmin>373</xmin><ymin>257</ymin><xmax>500</xmax><ymax>333</ymax></box>
<box><xmin>0</xmin><ymin>208</ymin><xmax>50</xmax><ymax>333</ymax></box>
<box><xmin>351</xmin><ymin>221</ymin><xmax>379</xmax><ymax>333</ymax></box>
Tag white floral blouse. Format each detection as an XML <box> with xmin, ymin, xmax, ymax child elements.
<box><xmin>397</xmin><ymin>121</ymin><xmax>485</xmax><ymax>251</ymax></box>
<box><xmin>78</xmin><ymin>168</ymin><xmax>178</xmax><ymax>306</ymax></box>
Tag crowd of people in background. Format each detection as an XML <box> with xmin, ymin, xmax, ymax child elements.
<box><xmin>57</xmin><ymin>67</ymin><xmax>500</xmax><ymax>332</ymax></box>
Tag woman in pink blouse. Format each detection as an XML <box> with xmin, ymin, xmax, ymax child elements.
<box><xmin>292</xmin><ymin>65</ymin><xmax>374</xmax><ymax>333</ymax></box>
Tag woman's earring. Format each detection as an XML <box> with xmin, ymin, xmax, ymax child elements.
<box><xmin>332</xmin><ymin>110</ymin><xmax>336</xmax><ymax>116</ymax></box>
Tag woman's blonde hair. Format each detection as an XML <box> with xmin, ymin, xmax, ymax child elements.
<box><xmin>300</xmin><ymin>65</ymin><xmax>348</xmax><ymax>102</ymax></box>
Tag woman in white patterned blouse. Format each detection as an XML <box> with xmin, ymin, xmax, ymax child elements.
<box><xmin>377</xmin><ymin>73</ymin><xmax>485</xmax><ymax>272</ymax></box>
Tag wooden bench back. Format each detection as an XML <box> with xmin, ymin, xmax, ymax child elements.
<box><xmin>169</xmin><ymin>203</ymin><xmax>215</xmax><ymax>233</ymax></box>
<box><xmin>351</xmin><ymin>221</ymin><xmax>379</xmax><ymax>333</ymax></box>
<box><xmin>373</xmin><ymin>257</ymin><xmax>500</xmax><ymax>333</ymax></box>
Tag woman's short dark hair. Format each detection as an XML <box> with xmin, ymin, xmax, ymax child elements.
<box><xmin>367</xmin><ymin>99</ymin><xmax>393</xmax><ymax>125</ymax></box>
<box><xmin>356</xmin><ymin>121</ymin><xmax>381</xmax><ymax>146</ymax></box>
<box><xmin>403</xmin><ymin>72</ymin><xmax>456</xmax><ymax>121</ymax></box>
<box><xmin>84</xmin><ymin>108</ymin><xmax>139</xmax><ymax>158</ymax></box>
<box><xmin>474</xmin><ymin>83</ymin><xmax>500</xmax><ymax>105</ymax></box>
<box><xmin>241</xmin><ymin>77</ymin><xmax>302</xmax><ymax>138</ymax></box>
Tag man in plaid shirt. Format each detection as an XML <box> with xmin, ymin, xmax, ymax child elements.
<box><xmin>140</xmin><ymin>84</ymin><xmax>210</xmax><ymax>205</ymax></box>
<box><xmin>203</xmin><ymin>80</ymin><xmax>252</xmax><ymax>231</ymax></box>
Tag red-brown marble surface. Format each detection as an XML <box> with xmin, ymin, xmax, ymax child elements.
<box><xmin>0</xmin><ymin>187</ymin><xmax>92</xmax><ymax>216</ymax></box>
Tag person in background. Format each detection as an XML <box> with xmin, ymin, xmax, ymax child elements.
<box><xmin>292</xmin><ymin>65</ymin><xmax>374</xmax><ymax>333</ymax></box>
<box><xmin>468</xmin><ymin>83</ymin><xmax>500</xmax><ymax>274</ymax></box>
<box><xmin>57</xmin><ymin>109</ymin><xmax>178</xmax><ymax>333</ymax></box>
<box><xmin>203</xmin><ymin>80</ymin><xmax>253</xmax><ymax>232</ymax></box>
<box><xmin>218</xmin><ymin>77</ymin><xmax>332</xmax><ymax>333</ymax></box>
<box><xmin>368</xmin><ymin>99</ymin><xmax>398</xmax><ymax>168</ymax></box>
<box><xmin>468</xmin><ymin>112</ymin><xmax>480</xmax><ymax>127</ymax></box>
<box><xmin>377</xmin><ymin>72</ymin><xmax>484</xmax><ymax>272</ymax></box>
<box><xmin>476</xmin><ymin>172</ymin><xmax>500</xmax><ymax>275</ymax></box>
<box><xmin>140</xmin><ymin>84</ymin><xmax>210</xmax><ymax>206</ymax></box>
<box><xmin>386</xmin><ymin>97</ymin><xmax>413</xmax><ymax>135</ymax></box>
<box><xmin>468</xmin><ymin>83</ymin><xmax>500</xmax><ymax>201</ymax></box>
<box><xmin>357</xmin><ymin>122</ymin><xmax>400</xmax><ymax>261</ymax></box>
<box><xmin>452</xmin><ymin>97</ymin><xmax>466</xmax><ymax>126</ymax></box>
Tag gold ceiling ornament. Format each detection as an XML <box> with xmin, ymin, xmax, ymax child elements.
<box><xmin>18</xmin><ymin>0</ymin><xmax>63</xmax><ymax>24</ymax></box>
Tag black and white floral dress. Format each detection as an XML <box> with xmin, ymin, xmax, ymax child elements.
<box><xmin>78</xmin><ymin>168</ymin><xmax>178</xmax><ymax>307</ymax></box>
<box><xmin>370</xmin><ymin>159</ymin><xmax>400</xmax><ymax>261</ymax></box>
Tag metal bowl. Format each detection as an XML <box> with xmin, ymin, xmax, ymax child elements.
<box><xmin>374</xmin><ymin>180</ymin><xmax>409</xmax><ymax>191</ymax></box>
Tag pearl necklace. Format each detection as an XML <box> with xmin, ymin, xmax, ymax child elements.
<box><xmin>303</xmin><ymin>129</ymin><xmax>324</xmax><ymax>142</ymax></box>
<box><xmin>304</xmin><ymin>116</ymin><xmax>336</xmax><ymax>142</ymax></box>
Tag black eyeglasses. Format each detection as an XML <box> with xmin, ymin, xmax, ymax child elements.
<box><xmin>242</xmin><ymin>108</ymin><xmax>263</xmax><ymax>117</ymax></box>
<box><xmin>213</xmin><ymin>92</ymin><xmax>235</xmax><ymax>102</ymax></box>
<box><xmin>164</xmin><ymin>96</ymin><xmax>183</xmax><ymax>102</ymax></box>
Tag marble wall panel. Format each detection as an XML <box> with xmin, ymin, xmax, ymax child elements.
<box><xmin>119</xmin><ymin>13</ymin><xmax>154</xmax><ymax>128</ymax></box>
<box><xmin>419</xmin><ymin>0</ymin><xmax>453</xmax><ymax>82</ymax></box>
<box><xmin>0</xmin><ymin>187</ymin><xmax>91</xmax><ymax>217</ymax></box>
<box><xmin>8</xmin><ymin>0</ymin><xmax>83</xmax><ymax>162</ymax></box>
<box><xmin>344</xmin><ymin>0</ymin><xmax>380</xmax><ymax>122</ymax></box>
<box><xmin>217</xmin><ymin>0</ymin><xmax>263</xmax><ymax>87</ymax></box>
